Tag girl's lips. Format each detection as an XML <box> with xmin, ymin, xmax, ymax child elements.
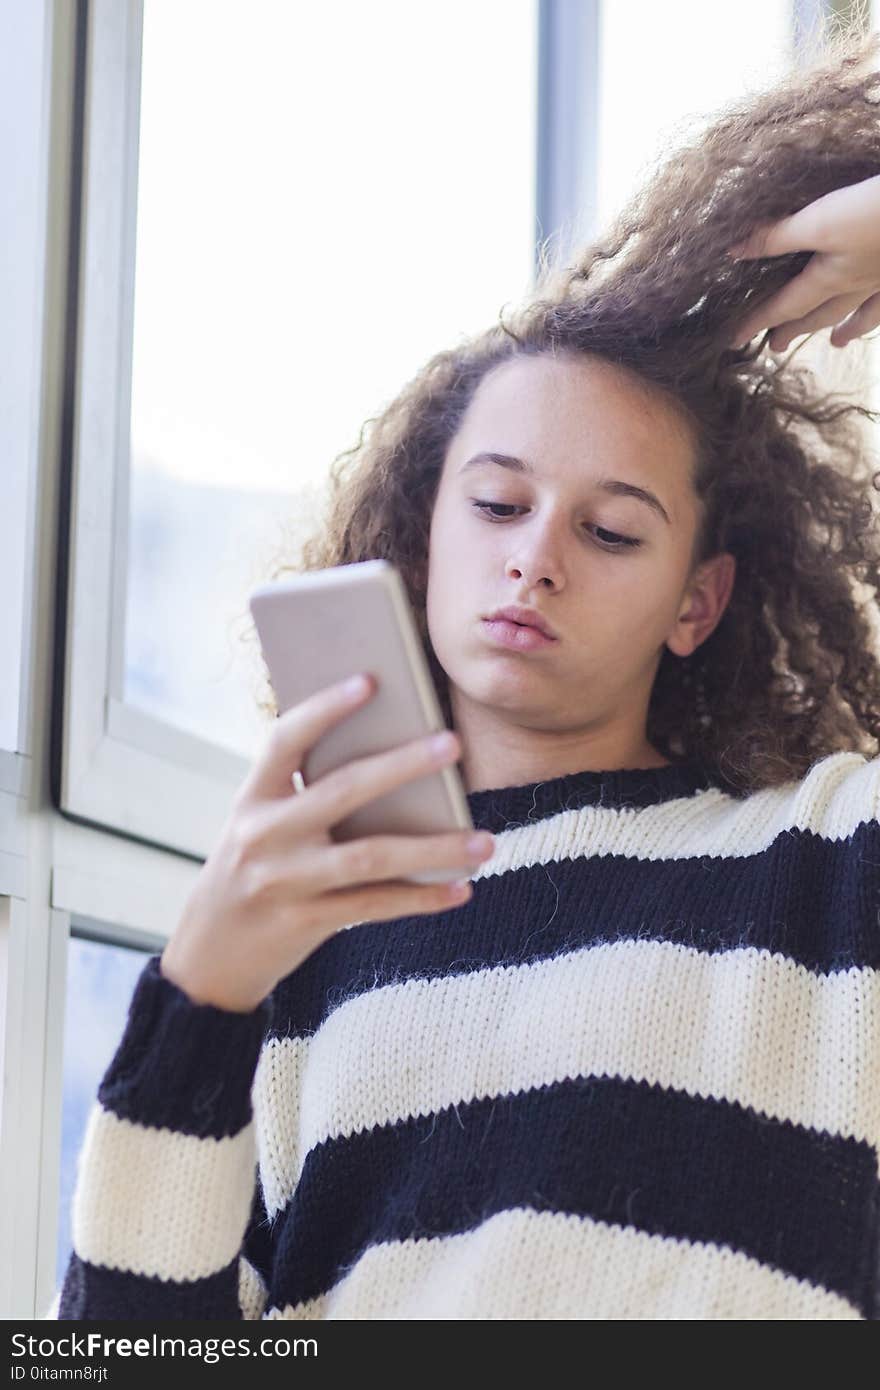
<box><xmin>481</xmin><ymin>618</ymin><xmax>558</xmax><ymax>651</ymax></box>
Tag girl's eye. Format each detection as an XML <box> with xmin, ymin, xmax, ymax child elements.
<box><xmin>470</xmin><ymin>501</ymin><xmax>642</xmax><ymax>551</ymax></box>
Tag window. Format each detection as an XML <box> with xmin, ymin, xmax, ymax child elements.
<box><xmin>126</xmin><ymin>1</ymin><xmax>538</xmax><ymax>763</ymax></box>
<box><xmin>61</xmin><ymin>0</ymin><xmax>539</xmax><ymax>860</ymax></box>
<box><xmin>55</xmin><ymin>932</ymin><xmax>158</xmax><ymax>1285</ymax></box>
<box><xmin>596</xmin><ymin>0</ymin><xmax>793</xmax><ymax>233</ymax></box>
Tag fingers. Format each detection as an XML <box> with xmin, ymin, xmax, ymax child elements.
<box><xmin>243</xmin><ymin>673</ymin><xmax>376</xmax><ymax>803</ymax></box>
<box><xmin>727</xmin><ymin>178</ymin><xmax>880</xmax><ymax>349</ymax></box>
<box><xmin>764</xmin><ymin>290</ymin><xmax>867</xmax><ymax>352</ymax></box>
<box><xmin>288</xmin><ymin>728</ymin><xmax>462</xmax><ymax>833</ymax></box>
<box><xmin>306</xmin><ymin>828</ymin><xmax>495</xmax><ymax>895</ymax></box>
<box><xmin>237</xmin><ymin>823</ymin><xmax>490</xmax><ymax>908</ymax></box>
<box><xmin>830</xmin><ymin>291</ymin><xmax>880</xmax><ymax>347</ymax></box>
<box><xmin>727</xmin><ymin>219</ymin><xmax>795</xmax><ymax>262</ymax></box>
<box><xmin>728</xmin><ymin>187</ymin><xmax>842</xmax><ymax>264</ymax></box>
<box><xmin>730</xmin><ymin>255</ymin><xmax>835</xmax><ymax>348</ymax></box>
<box><xmin>298</xmin><ymin>874</ymin><xmax>476</xmax><ymax>939</ymax></box>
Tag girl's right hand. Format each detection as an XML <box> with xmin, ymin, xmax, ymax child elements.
<box><xmin>159</xmin><ymin>673</ymin><xmax>495</xmax><ymax>1013</ymax></box>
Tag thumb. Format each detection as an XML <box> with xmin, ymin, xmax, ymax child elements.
<box><xmin>727</xmin><ymin>213</ymin><xmax>807</xmax><ymax>261</ymax></box>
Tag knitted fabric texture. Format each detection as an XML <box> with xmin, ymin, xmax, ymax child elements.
<box><xmin>46</xmin><ymin>753</ymin><xmax>880</xmax><ymax>1320</ymax></box>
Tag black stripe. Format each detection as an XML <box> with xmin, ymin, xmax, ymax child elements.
<box><xmin>465</xmin><ymin>761</ymin><xmax>721</xmax><ymax>831</ymax></box>
<box><xmin>275</xmin><ymin>819</ymin><xmax>880</xmax><ymax>1038</ymax></box>
<box><xmin>271</xmin><ymin>1075</ymin><xmax>878</xmax><ymax>1317</ymax></box>
<box><xmin>97</xmin><ymin>956</ymin><xmax>272</xmax><ymax>1139</ymax></box>
<box><xmin>243</xmin><ymin>1181</ymin><xmax>274</xmax><ymax>1290</ymax></box>
<box><xmin>56</xmin><ymin>1249</ymin><xmax>241</xmax><ymax>1320</ymax></box>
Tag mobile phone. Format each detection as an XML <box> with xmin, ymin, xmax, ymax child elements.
<box><xmin>248</xmin><ymin>559</ymin><xmax>475</xmax><ymax>884</ymax></box>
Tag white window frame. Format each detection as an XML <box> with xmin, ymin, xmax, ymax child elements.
<box><xmin>0</xmin><ymin>897</ymin><xmax>69</xmax><ymax>1320</ymax></box>
<box><xmin>62</xmin><ymin>0</ymin><xmax>248</xmax><ymax>864</ymax></box>
<box><xmin>0</xmin><ymin>0</ymin><xmax>210</xmax><ymax>1321</ymax></box>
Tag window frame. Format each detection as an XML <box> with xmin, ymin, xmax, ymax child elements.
<box><xmin>535</xmin><ymin>0</ymin><xmax>600</xmax><ymax>273</ymax></box>
<box><xmin>62</xmin><ymin>0</ymin><xmax>563</xmax><ymax>865</ymax></box>
<box><xmin>60</xmin><ymin>0</ymin><xmax>249</xmax><ymax>864</ymax></box>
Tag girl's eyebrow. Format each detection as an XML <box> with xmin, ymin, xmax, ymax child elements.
<box><xmin>457</xmin><ymin>451</ymin><xmax>672</xmax><ymax>526</ymax></box>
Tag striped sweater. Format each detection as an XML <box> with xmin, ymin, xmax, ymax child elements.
<box><xmin>47</xmin><ymin>753</ymin><xmax>880</xmax><ymax>1320</ymax></box>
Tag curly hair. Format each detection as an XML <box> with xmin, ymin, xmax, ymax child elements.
<box><xmin>241</xmin><ymin>15</ymin><xmax>880</xmax><ymax>798</ymax></box>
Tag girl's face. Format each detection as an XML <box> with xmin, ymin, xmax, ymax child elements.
<box><xmin>426</xmin><ymin>352</ymin><xmax>735</xmax><ymax>749</ymax></box>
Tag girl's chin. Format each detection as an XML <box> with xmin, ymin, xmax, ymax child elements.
<box><xmin>452</xmin><ymin>674</ymin><xmax>555</xmax><ymax>714</ymax></box>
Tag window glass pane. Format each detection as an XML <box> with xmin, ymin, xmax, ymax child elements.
<box><xmin>56</xmin><ymin>936</ymin><xmax>153</xmax><ymax>1285</ymax></box>
<box><xmin>596</xmin><ymin>0</ymin><xmax>792</xmax><ymax>232</ymax></box>
<box><xmin>126</xmin><ymin>0</ymin><xmax>538</xmax><ymax>762</ymax></box>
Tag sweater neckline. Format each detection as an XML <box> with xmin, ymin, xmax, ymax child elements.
<box><xmin>465</xmin><ymin>759</ymin><xmax>717</xmax><ymax>832</ymax></box>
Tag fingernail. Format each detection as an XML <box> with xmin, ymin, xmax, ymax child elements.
<box><xmin>430</xmin><ymin>731</ymin><xmax>458</xmax><ymax>758</ymax></box>
<box><xmin>467</xmin><ymin>832</ymin><xmax>494</xmax><ymax>856</ymax></box>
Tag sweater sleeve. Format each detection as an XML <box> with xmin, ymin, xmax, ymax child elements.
<box><xmin>42</xmin><ymin>954</ymin><xmax>275</xmax><ymax>1320</ymax></box>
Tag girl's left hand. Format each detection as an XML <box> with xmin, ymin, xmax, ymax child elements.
<box><xmin>727</xmin><ymin>172</ymin><xmax>880</xmax><ymax>351</ymax></box>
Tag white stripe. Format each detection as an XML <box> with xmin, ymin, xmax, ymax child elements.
<box><xmin>262</xmin><ymin>1207</ymin><xmax>860</xmax><ymax>1319</ymax></box>
<box><xmin>238</xmin><ymin>1256</ymin><xmax>268</xmax><ymax>1320</ymax></box>
<box><xmin>254</xmin><ymin>939</ymin><xmax>880</xmax><ymax>1219</ymax></box>
<box><xmin>72</xmin><ymin>1103</ymin><xmax>257</xmax><ymax>1282</ymax></box>
<box><xmin>468</xmin><ymin>750</ymin><xmax>879</xmax><ymax>879</ymax></box>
